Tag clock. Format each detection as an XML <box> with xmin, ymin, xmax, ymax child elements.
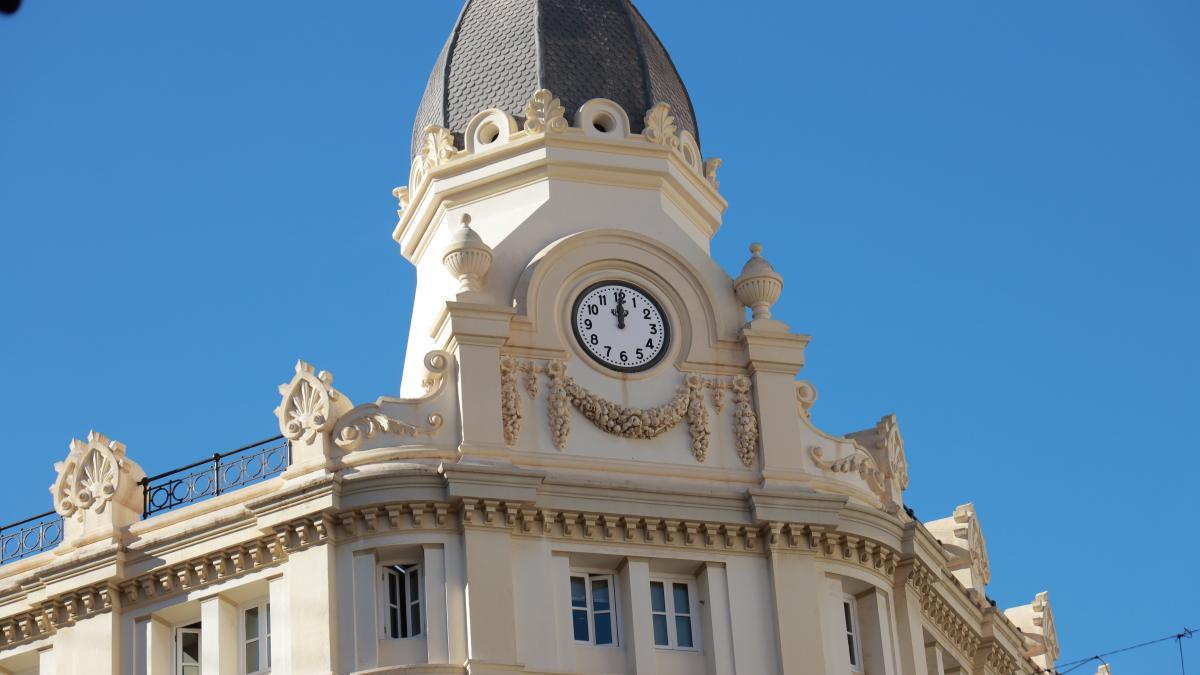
<box><xmin>571</xmin><ymin>281</ymin><xmax>670</xmax><ymax>372</ymax></box>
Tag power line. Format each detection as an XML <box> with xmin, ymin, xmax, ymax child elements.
<box><xmin>1036</xmin><ymin>627</ymin><xmax>1194</xmax><ymax>674</ymax></box>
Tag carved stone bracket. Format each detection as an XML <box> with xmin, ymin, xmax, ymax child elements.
<box><xmin>809</xmin><ymin>445</ymin><xmax>899</xmax><ymax>515</ymax></box>
<box><xmin>334</xmin><ymin>410</ymin><xmax>444</xmax><ymax>452</ymax></box>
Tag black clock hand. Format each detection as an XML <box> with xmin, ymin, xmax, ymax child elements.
<box><xmin>611</xmin><ymin>294</ymin><xmax>628</xmax><ymax>329</ymax></box>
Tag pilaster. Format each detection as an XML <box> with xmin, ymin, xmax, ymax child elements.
<box><xmin>698</xmin><ymin>562</ymin><xmax>736</xmax><ymax>675</ymax></box>
<box><xmin>286</xmin><ymin>543</ymin><xmax>338</xmax><ymax>673</ymax></box>
<box><xmin>766</xmin><ymin>546</ymin><xmax>828</xmax><ymax>675</ymax></box>
<box><xmin>435</xmin><ymin>301</ymin><xmax>515</xmax><ymax>460</ymax></box>
<box><xmin>199</xmin><ymin>594</ymin><xmax>237</xmax><ymax>675</ymax></box>
<box><xmin>740</xmin><ymin>327</ymin><xmax>811</xmax><ymax>485</ymax></box>
<box><xmin>619</xmin><ymin>557</ymin><xmax>656</xmax><ymax>674</ymax></box>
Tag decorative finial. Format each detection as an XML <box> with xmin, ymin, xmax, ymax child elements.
<box><xmin>734</xmin><ymin>241</ymin><xmax>784</xmax><ymax>323</ymax></box>
<box><xmin>442</xmin><ymin>213</ymin><xmax>493</xmax><ymax>296</ymax></box>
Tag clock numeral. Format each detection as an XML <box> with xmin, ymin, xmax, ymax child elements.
<box><xmin>589</xmin><ymin>334</ymin><xmax>598</xmax><ymax>346</ymax></box>
<box><xmin>643</xmin><ymin>308</ymin><xmax>651</xmax><ymax>320</ymax></box>
<box><xmin>645</xmin><ymin>338</ymin><xmax>654</xmax><ymax>348</ymax></box>
<box><xmin>632</xmin><ymin>296</ymin><xmax>638</xmax><ymax>308</ymax></box>
<box><xmin>599</xmin><ymin>295</ymin><xmax>607</xmax><ymax>306</ymax></box>
<box><xmin>583</xmin><ymin>319</ymin><xmax>592</xmax><ymax>330</ymax></box>
<box><xmin>604</xmin><ymin>346</ymin><xmax>612</xmax><ymax>357</ymax></box>
<box><xmin>649</xmin><ymin>324</ymin><xmax>657</xmax><ymax>335</ymax></box>
<box><xmin>620</xmin><ymin>351</ymin><xmax>628</xmax><ymax>362</ymax></box>
<box><xmin>588</xmin><ymin>304</ymin><xmax>599</xmax><ymax>316</ymax></box>
<box><xmin>636</xmin><ymin>348</ymin><xmax>644</xmax><ymax>360</ymax></box>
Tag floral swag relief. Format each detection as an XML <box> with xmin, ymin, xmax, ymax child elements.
<box><xmin>500</xmin><ymin>359</ymin><xmax>759</xmax><ymax>466</ymax></box>
<box><xmin>51</xmin><ymin>431</ymin><xmax>128</xmax><ymax>521</ymax></box>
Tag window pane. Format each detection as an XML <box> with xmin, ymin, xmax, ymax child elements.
<box><xmin>591</xmin><ymin>578</ymin><xmax>611</xmax><ymax>612</ymax></box>
<box><xmin>409</xmin><ymin>566</ymin><xmax>420</xmax><ymax>599</ymax></box>
<box><xmin>650</xmin><ymin>582</ymin><xmax>666</xmax><ymax>612</ymax></box>
<box><xmin>245</xmin><ymin>606</ymin><xmax>260</xmax><ymax>640</ymax></box>
<box><xmin>847</xmin><ymin>635</ymin><xmax>858</xmax><ymax>666</ymax></box>
<box><xmin>181</xmin><ymin>631</ymin><xmax>200</xmax><ymax>663</ymax></box>
<box><xmin>672</xmin><ymin>584</ymin><xmax>690</xmax><ymax>615</ymax></box>
<box><xmin>843</xmin><ymin>601</ymin><xmax>854</xmax><ymax>632</ymax></box>
<box><xmin>570</xmin><ymin>577</ymin><xmax>587</xmax><ymax>608</ymax></box>
<box><xmin>676</xmin><ymin>616</ymin><xmax>694</xmax><ymax>648</ymax></box>
<box><xmin>245</xmin><ymin>639</ymin><xmax>260</xmax><ymax>673</ymax></box>
<box><xmin>594</xmin><ymin>611</ymin><xmax>613</xmax><ymax>645</ymax></box>
<box><xmin>389</xmin><ymin>571</ymin><xmax>399</xmax><ymax>607</ymax></box>
<box><xmin>389</xmin><ymin>606</ymin><xmax>400</xmax><ymax>639</ymax></box>
<box><xmin>182</xmin><ymin>667</ymin><xmax>200</xmax><ymax>675</ymax></box>
<box><xmin>572</xmin><ymin>609</ymin><xmax>589</xmax><ymax>641</ymax></box>
<box><xmin>400</xmin><ymin>592</ymin><xmax>410</xmax><ymax>637</ymax></box>
<box><xmin>410</xmin><ymin>602</ymin><xmax>422</xmax><ymax>636</ymax></box>
<box><xmin>652</xmin><ymin>614</ymin><xmax>669</xmax><ymax>646</ymax></box>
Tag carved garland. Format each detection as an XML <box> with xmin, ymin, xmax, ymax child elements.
<box><xmin>500</xmin><ymin>360</ymin><xmax>759</xmax><ymax>466</ymax></box>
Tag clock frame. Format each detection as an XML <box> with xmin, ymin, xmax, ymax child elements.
<box><xmin>570</xmin><ymin>280</ymin><xmax>671</xmax><ymax>373</ymax></box>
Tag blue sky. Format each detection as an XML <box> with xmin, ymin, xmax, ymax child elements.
<box><xmin>1</xmin><ymin>1</ymin><xmax>1197</xmax><ymax>669</ymax></box>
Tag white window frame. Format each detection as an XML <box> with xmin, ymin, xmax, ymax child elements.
<box><xmin>842</xmin><ymin>594</ymin><xmax>864</xmax><ymax>672</ymax></box>
<box><xmin>240</xmin><ymin>599</ymin><xmax>271</xmax><ymax>675</ymax></box>
<box><xmin>569</xmin><ymin>571</ymin><xmax>620</xmax><ymax>647</ymax></box>
<box><xmin>175</xmin><ymin>623</ymin><xmax>202</xmax><ymax>675</ymax></box>
<box><xmin>381</xmin><ymin>562</ymin><xmax>424</xmax><ymax>640</ymax></box>
<box><xmin>649</xmin><ymin>577</ymin><xmax>699</xmax><ymax>651</ymax></box>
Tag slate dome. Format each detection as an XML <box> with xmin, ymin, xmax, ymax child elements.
<box><xmin>412</xmin><ymin>0</ymin><xmax>700</xmax><ymax>157</ymax></box>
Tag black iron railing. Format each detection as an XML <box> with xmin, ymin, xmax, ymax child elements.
<box><xmin>141</xmin><ymin>436</ymin><xmax>291</xmax><ymax>518</ymax></box>
<box><xmin>0</xmin><ymin>511</ymin><xmax>64</xmax><ymax>564</ymax></box>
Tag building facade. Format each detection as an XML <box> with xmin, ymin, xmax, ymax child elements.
<box><xmin>0</xmin><ymin>1</ymin><xmax>1061</xmax><ymax>674</ymax></box>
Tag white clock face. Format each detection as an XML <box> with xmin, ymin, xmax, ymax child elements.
<box><xmin>572</xmin><ymin>281</ymin><xmax>670</xmax><ymax>372</ymax></box>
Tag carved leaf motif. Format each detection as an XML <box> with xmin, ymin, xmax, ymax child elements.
<box><xmin>410</xmin><ymin>125</ymin><xmax>457</xmax><ymax>187</ymax></box>
<box><xmin>52</xmin><ymin>431</ymin><xmax>127</xmax><ymax>522</ymax></box>
<box><xmin>523</xmin><ymin>89</ymin><xmax>568</xmax><ymax>134</ymax></box>
<box><xmin>643</xmin><ymin>103</ymin><xmax>679</xmax><ymax>148</ymax></box>
<box><xmin>809</xmin><ymin>445</ymin><xmax>899</xmax><ymax>514</ymax></box>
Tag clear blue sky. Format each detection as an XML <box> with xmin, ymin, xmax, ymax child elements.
<box><xmin>2</xmin><ymin>1</ymin><xmax>1197</xmax><ymax>670</ymax></box>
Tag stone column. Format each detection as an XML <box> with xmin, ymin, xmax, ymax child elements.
<box><xmin>53</xmin><ymin>610</ymin><xmax>119</xmax><ymax>675</ymax></box>
<box><xmin>698</xmin><ymin>562</ymin><xmax>736</xmax><ymax>675</ymax></box>
<box><xmin>766</xmin><ymin>547</ymin><xmax>828</xmax><ymax>675</ymax></box>
<box><xmin>894</xmin><ymin>562</ymin><xmax>932</xmax><ymax>675</ymax></box>
<box><xmin>268</xmin><ymin>575</ymin><xmax>291</xmax><ymax>674</ymax></box>
<box><xmin>199</xmin><ymin>594</ymin><xmax>237</xmax><ymax>675</ymax></box>
<box><xmin>925</xmin><ymin>644</ymin><xmax>946</xmax><ymax>675</ymax></box>
<box><xmin>423</xmin><ymin>543</ymin><xmax>450</xmax><ymax>664</ymax></box>
<box><xmin>37</xmin><ymin>648</ymin><xmax>55</xmax><ymax>675</ymax></box>
<box><xmin>351</xmin><ymin>550</ymin><xmax>379</xmax><ymax>670</ymax></box>
<box><xmin>619</xmin><ymin>557</ymin><xmax>656</xmax><ymax>674</ymax></box>
<box><xmin>135</xmin><ymin>616</ymin><xmax>172</xmax><ymax>675</ymax></box>
<box><xmin>286</xmin><ymin>543</ymin><xmax>338</xmax><ymax>673</ymax></box>
<box><xmin>436</xmin><ymin>302</ymin><xmax>515</xmax><ymax>460</ymax></box>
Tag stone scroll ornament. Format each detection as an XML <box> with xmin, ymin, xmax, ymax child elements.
<box><xmin>51</xmin><ymin>431</ymin><xmax>127</xmax><ymax>521</ymax></box>
<box><xmin>501</xmin><ymin>360</ymin><xmax>759</xmax><ymax>467</ymax></box>
<box><xmin>275</xmin><ymin>360</ymin><xmax>341</xmax><ymax>444</ymax></box>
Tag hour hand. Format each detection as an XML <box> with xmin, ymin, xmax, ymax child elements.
<box><xmin>611</xmin><ymin>297</ymin><xmax>628</xmax><ymax>329</ymax></box>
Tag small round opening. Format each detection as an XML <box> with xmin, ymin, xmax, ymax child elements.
<box><xmin>478</xmin><ymin>122</ymin><xmax>500</xmax><ymax>145</ymax></box>
<box><xmin>592</xmin><ymin>113</ymin><xmax>615</xmax><ymax>134</ymax></box>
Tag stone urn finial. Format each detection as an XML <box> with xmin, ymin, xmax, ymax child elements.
<box><xmin>734</xmin><ymin>242</ymin><xmax>783</xmax><ymax>322</ymax></box>
<box><xmin>442</xmin><ymin>213</ymin><xmax>493</xmax><ymax>296</ymax></box>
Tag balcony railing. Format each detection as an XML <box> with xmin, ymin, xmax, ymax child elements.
<box><xmin>0</xmin><ymin>435</ymin><xmax>291</xmax><ymax>567</ymax></box>
<box><xmin>0</xmin><ymin>511</ymin><xmax>64</xmax><ymax>564</ymax></box>
<box><xmin>141</xmin><ymin>436</ymin><xmax>291</xmax><ymax>518</ymax></box>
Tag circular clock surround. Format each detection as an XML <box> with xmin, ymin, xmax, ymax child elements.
<box><xmin>571</xmin><ymin>280</ymin><xmax>671</xmax><ymax>373</ymax></box>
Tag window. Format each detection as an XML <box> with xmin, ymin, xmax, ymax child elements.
<box><xmin>842</xmin><ymin>595</ymin><xmax>863</xmax><ymax>672</ymax></box>
<box><xmin>649</xmin><ymin>580</ymin><xmax>696</xmax><ymax>650</ymax></box>
<box><xmin>242</xmin><ymin>601</ymin><xmax>271</xmax><ymax>674</ymax></box>
<box><xmin>176</xmin><ymin>623</ymin><xmax>201</xmax><ymax>675</ymax></box>
<box><xmin>570</xmin><ymin>573</ymin><xmax>618</xmax><ymax>646</ymax></box>
<box><xmin>384</xmin><ymin>564</ymin><xmax>423</xmax><ymax>639</ymax></box>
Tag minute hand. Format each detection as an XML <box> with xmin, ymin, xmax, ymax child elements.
<box><xmin>611</xmin><ymin>295</ymin><xmax>629</xmax><ymax>329</ymax></box>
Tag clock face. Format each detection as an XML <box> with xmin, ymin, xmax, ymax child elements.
<box><xmin>572</xmin><ymin>281</ymin><xmax>670</xmax><ymax>372</ymax></box>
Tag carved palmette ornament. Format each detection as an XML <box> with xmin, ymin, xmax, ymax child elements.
<box><xmin>275</xmin><ymin>360</ymin><xmax>341</xmax><ymax>444</ymax></box>
<box><xmin>642</xmin><ymin>102</ymin><xmax>679</xmax><ymax>148</ymax></box>
<box><xmin>523</xmin><ymin>89</ymin><xmax>568</xmax><ymax>134</ymax></box>
<box><xmin>410</xmin><ymin>125</ymin><xmax>457</xmax><ymax>188</ymax></box>
<box><xmin>51</xmin><ymin>431</ymin><xmax>127</xmax><ymax>521</ymax></box>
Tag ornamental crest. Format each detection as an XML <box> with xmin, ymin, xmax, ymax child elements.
<box><xmin>51</xmin><ymin>431</ymin><xmax>127</xmax><ymax>521</ymax></box>
<box><xmin>275</xmin><ymin>360</ymin><xmax>342</xmax><ymax>443</ymax></box>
